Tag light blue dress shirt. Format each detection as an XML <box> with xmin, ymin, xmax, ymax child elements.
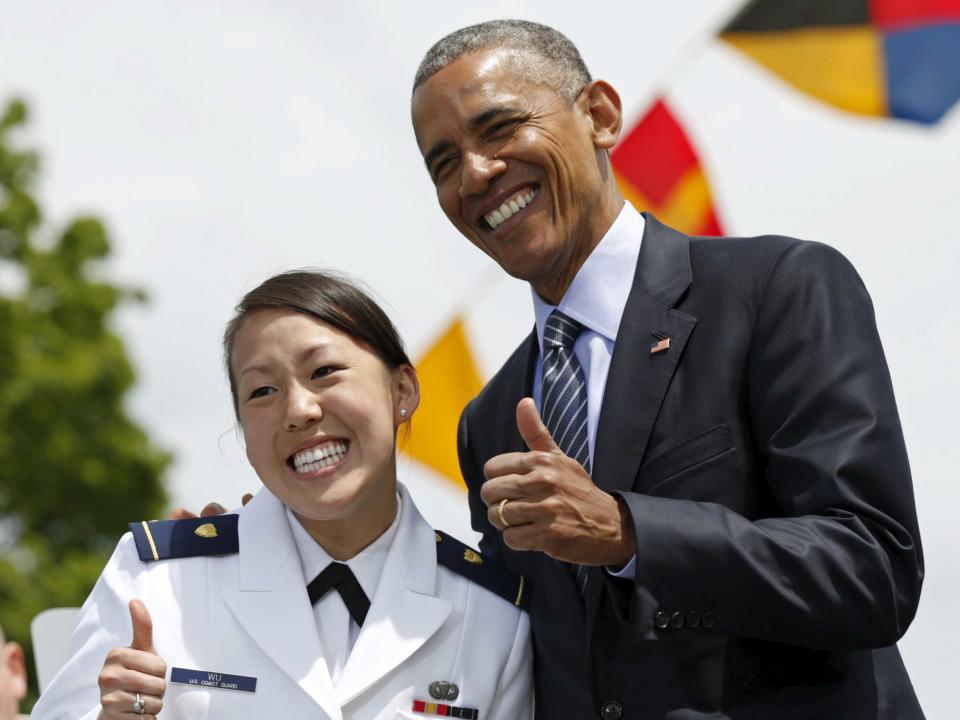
<box><xmin>531</xmin><ymin>202</ymin><xmax>644</xmax><ymax>578</ymax></box>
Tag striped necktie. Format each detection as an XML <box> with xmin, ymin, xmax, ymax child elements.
<box><xmin>541</xmin><ymin>310</ymin><xmax>592</xmax><ymax>594</ymax></box>
<box><xmin>541</xmin><ymin>310</ymin><xmax>591</xmax><ymax>473</ymax></box>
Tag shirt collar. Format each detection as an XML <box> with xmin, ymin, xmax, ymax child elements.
<box><xmin>532</xmin><ymin>203</ymin><xmax>645</xmax><ymax>352</ymax></box>
<box><xmin>286</xmin><ymin>492</ymin><xmax>403</xmax><ymax>603</ymax></box>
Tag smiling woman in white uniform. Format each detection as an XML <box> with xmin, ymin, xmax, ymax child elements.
<box><xmin>32</xmin><ymin>270</ymin><xmax>533</xmax><ymax>720</ymax></box>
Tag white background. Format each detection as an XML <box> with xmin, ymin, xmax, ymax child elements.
<box><xmin>2</xmin><ymin>1</ymin><xmax>957</xmax><ymax>715</ymax></box>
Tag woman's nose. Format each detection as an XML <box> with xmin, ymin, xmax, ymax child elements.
<box><xmin>285</xmin><ymin>386</ymin><xmax>321</xmax><ymax>430</ymax></box>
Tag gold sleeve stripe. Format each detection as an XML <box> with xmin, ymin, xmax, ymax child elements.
<box><xmin>141</xmin><ymin>521</ymin><xmax>159</xmax><ymax>561</ymax></box>
<box><xmin>515</xmin><ymin>575</ymin><xmax>525</xmax><ymax>607</ymax></box>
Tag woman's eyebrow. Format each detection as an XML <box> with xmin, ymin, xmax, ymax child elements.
<box><xmin>238</xmin><ymin>363</ymin><xmax>271</xmax><ymax>381</ymax></box>
<box><xmin>237</xmin><ymin>344</ymin><xmax>333</xmax><ymax>380</ymax></box>
<box><xmin>295</xmin><ymin>343</ymin><xmax>333</xmax><ymax>364</ymax></box>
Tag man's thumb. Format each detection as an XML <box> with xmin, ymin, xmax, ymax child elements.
<box><xmin>516</xmin><ymin>397</ymin><xmax>561</xmax><ymax>453</ymax></box>
<box><xmin>129</xmin><ymin>599</ymin><xmax>156</xmax><ymax>654</ymax></box>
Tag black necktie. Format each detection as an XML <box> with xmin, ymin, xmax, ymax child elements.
<box><xmin>307</xmin><ymin>562</ymin><xmax>370</xmax><ymax>627</ymax></box>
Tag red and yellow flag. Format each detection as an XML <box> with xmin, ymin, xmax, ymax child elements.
<box><xmin>612</xmin><ymin>98</ymin><xmax>724</xmax><ymax>236</ymax></box>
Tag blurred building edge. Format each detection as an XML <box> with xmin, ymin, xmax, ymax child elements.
<box><xmin>29</xmin><ymin>609</ymin><xmax>79</xmax><ymax>697</ymax></box>
<box><xmin>0</xmin><ymin>621</ymin><xmax>28</xmax><ymax>720</ymax></box>
<box><xmin>402</xmin><ymin>316</ymin><xmax>483</xmax><ymax>488</ymax></box>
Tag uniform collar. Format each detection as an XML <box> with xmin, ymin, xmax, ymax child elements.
<box><xmin>286</xmin><ymin>492</ymin><xmax>403</xmax><ymax>604</ymax></box>
<box><xmin>532</xmin><ymin>202</ymin><xmax>645</xmax><ymax>352</ymax></box>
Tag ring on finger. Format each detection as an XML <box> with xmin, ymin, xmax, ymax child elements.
<box><xmin>498</xmin><ymin>498</ymin><xmax>512</xmax><ymax>528</ymax></box>
<box><xmin>133</xmin><ymin>692</ymin><xmax>145</xmax><ymax>715</ymax></box>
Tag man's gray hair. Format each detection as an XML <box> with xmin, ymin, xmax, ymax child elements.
<box><xmin>413</xmin><ymin>19</ymin><xmax>592</xmax><ymax>102</ymax></box>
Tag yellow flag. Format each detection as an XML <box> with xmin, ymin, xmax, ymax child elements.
<box><xmin>403</xmin><ymin>317</ymin><xmax>483</xmax><ymax>489</ymax></box>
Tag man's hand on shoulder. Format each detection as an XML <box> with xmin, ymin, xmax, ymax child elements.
<box><xmin>168</xmin><ymin>493</ymin><xmax>253</xmax><ymax>520</ymax></box>
<box><xmin>480</xmin><ymin>398</ymin><xmax>636</xmax><ymax>566</ymax></box>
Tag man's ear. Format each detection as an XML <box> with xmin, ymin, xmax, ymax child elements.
<box><xmin>2</xmin><ymin>641</ymin><xmax>27</xmax><ymax>702</ymax></box>
<box><xmin>582</xmin><ymin>80</ymin><xmax>622</xmax><ymax>150</ymax></box>
<box><xmin>394</xmin><ymin>364</ymin><xmax>421</xmax><ymax>424</ymax></box>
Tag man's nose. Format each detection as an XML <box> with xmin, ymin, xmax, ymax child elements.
<box><xmin>459</xmin><ymin>151</ymin><xmax>506</xmax><ymax>198</ymax></box>
<box><xmin>285</xmin><ymin>385</ymin><xmax>321</xmax><ymax>430</ymax></box>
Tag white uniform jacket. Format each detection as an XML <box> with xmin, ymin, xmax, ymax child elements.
<box><xmin>32</xmin><ymin>485</ymin><xmax>533</xmax><ymax>720</ymax></box>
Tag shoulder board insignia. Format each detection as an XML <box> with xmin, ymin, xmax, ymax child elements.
<box><xmin>434</xmin><ymin>530</ymin><xmax>527</xmax><ymax>610</ymax></box>
<box><xmin>129</xmin><ymin>515</ymin><xmax>239</xmax><ymax>563</ymax></box>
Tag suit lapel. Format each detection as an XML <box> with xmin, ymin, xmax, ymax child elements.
<box><xmin>498</xmin><ymin>330</ymin><xmax>538</xmax><ymax>454</ymax></box>
<box><xmin>585</xmin><ymin>215</ymin><xmax>697</xmax><ymax>621</ymax></box>
<box><xmin>335</xmin><ymin>486</ymin><xmax>453</xmax><ymax>706</ymax></box>
<box><xmin>593</xmin><ymin>213</ymin><xmax>697</xmax><ymax>496</ymax></box>
<box><xmin>221</xmin><ymin>490</ymin><xmax>342</xmax><ymax>720</ymax></box>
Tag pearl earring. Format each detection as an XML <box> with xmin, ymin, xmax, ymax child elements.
<box><xmin>400</xmin><ymin>408</ymin><xmax>408</xmax><ymax>418</ymax></box>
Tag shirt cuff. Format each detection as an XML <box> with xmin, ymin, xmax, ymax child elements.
<box><xmin>606</xmin><ymin>555</ymin><xmax>637</xmax><ymax>580</ymax></box>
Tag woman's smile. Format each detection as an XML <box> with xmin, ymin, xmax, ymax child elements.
<box><xmin>288</xmin><ymin>438</ymin><xmax>350</xmax><ymax>476</ymax></box>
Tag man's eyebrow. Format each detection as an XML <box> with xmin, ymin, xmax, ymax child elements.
<box><xmin>424</xmin><ymin>140</ymin><xmax>453</xmax><ymax>172</ymax></box>
<box><xmin>423</xmin><ymin>107</ymin><xmax>523</xmax><ymax>172</ymax></box>
<box><xmin>469</xmin><ymin>106</ymin><xmax>521</xmax><ymax>129</ymax></box>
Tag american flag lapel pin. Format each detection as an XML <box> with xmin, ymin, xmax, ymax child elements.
<box><xmin>650</xmin><ymin>337</ymin><xmax>671</xmax><ymax>355</ymax></box>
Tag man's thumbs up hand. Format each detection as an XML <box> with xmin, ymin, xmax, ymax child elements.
<box><xmin>479</xmin><ymin>398</ymin><xmax>635</xmax><ymax>566</ymax></box>
<box><xmin>515</xmin><ymin>397</ymin><xmax>562</xmax><ymax>454</ymax></box>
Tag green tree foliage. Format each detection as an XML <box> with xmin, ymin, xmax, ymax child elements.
<box><xmin>0</xmin><ymin>99</ymin><xmax>170</xmax><ymax>707</ymax></box>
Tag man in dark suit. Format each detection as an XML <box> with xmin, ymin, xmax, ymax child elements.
<box><xmin>411</xmin><ymin>19</ymin><xmax>924</xmax><ymax>719</ymax></box>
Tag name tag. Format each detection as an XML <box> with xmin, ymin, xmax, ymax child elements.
<box><xmin>170</xmin><ymin>667</ymin><xmax>257</xmax><ymax>693</ymax></box>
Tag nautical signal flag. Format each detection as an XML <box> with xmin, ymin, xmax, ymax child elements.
<box><xmin>720</xmin><ymin>0</ymin><xmax>960</xmax><ymax>124</ymax></box>
<box><xmin>612</xmin><ymin>98</ymin><xmax>725</xmax><ymax>237</ymax></box>
<box><xmin>402</xmin><ymin>317</ymin><xmax>483</xmax><ymax>488</ymax></box>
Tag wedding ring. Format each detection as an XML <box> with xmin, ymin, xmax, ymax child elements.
<box><xmin>498</xmin><ymin>498</ymin><xmax>511</xmax><ymax>528</ymax></box>
<box><xmin>133</xmin><ymin>692</ymin><xmax>145</xmax><ymax>714</ymax></box>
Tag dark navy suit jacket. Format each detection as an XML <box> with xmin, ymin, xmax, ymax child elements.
<box><xmin>457</xmin><ymin>214</ymin><xmax>924</xmax><ymax>719</ymax></box>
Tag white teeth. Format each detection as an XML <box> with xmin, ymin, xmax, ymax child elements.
<box><xmin>484</xmin><ymin>188</ymin><xmax>538</xmax><ymax>230</ymax></box>
<box><xmin>292</xmin><ymin>441</ymin><xmax>348</xmax><ymax>473</ymax></box>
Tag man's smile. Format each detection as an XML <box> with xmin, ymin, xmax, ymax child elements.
<box><xmin>482</xmin><ymin>185</ymin><xmax>540</xmax><ymax>231</ymax></box>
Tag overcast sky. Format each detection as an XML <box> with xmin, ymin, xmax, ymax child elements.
<box><xmin>3</xmin><ymin>1</ymin><xmax>958</xmax><ymax>715</ymax></box>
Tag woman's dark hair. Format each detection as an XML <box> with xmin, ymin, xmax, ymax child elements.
<box><xmin>223</xmin><ymin>269</ymin><xmax>411</xmax><ymax>418</ymax></box>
